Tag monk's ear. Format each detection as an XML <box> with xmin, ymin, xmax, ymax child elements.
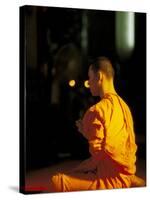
<box><xmin>97</xmin><ymin>71</ymin><xmax>103</xmax><ymax>82</ymax></box>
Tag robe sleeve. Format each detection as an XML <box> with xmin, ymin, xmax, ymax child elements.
<box><xmin>82</xmin><ymin>106</ymin><xmax>105</xmax><ymax>160</ymax></box>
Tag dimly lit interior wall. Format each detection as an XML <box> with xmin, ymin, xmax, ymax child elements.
<box><xmin>26</xmin><ymin>7</ymin><xmax>37</xmax><ymax>69</ymax></box>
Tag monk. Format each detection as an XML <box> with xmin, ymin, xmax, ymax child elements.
<box><xmin>49</xmin><ymin>56</ymin><xmax>145</xmax><ymax>192</ymax></box>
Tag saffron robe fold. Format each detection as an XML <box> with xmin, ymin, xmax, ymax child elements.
<box><xmin>50</xmin><ymin>93</ymin><xmax>140</xmax><ymax>192</ymax></box>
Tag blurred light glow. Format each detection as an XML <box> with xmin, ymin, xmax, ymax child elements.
<box><xmin>84</xmin><ymin>80</ymin><xmax>89</xmax><ymax>88</ymax></box>
<box><xmin>116</xmin><ymin>12</ymin><xmax>135</xmax><ymax>59</ymax></box>
<box><xmin>69</xmin><ymin>80</ymin><xmax>76</xmax><ymax>87</ymax></box>
<box><xmin>81</xmin><ymin>11</ymin><xmax>88</xmax><ymax>56</ymax></box>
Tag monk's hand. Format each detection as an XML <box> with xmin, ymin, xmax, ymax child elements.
<box><xmin>75</xmin><ymin>119</ymin><xmax>83</xmax><ymax>134</ymax></box>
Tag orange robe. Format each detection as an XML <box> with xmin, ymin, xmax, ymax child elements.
<box><xmin>50</xmin><ymin>93</ymin><xmax>141</xmax><ymax>192</ymax></box>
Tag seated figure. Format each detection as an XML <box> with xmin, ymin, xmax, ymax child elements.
<box><xmin>49</xmin><ymin>56</ymin><xmax>145</xmax><ymax>192</ymax></box>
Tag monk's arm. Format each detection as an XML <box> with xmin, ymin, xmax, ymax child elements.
<box><xmin>73</xmin><ymin>108</ymin><xmax>105</xmax><ymax>172</ymax></box>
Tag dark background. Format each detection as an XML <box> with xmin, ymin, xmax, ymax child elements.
<box><xmin>20</xmin><ymin>6</ymin><xmax>146</xmax><ymax>172</ymax></box>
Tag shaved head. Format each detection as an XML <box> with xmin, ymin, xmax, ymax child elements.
<box><xmin>90</xmin><ymin>56</ymin><xmax>115</xmax><ymax>80</ymax></box>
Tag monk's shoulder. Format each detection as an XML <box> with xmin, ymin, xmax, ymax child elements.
<box><xmin>84</xmin><ymin>98</ymin><xmax>111</xmax><ymax>123</ymax></box>
<box><xmin>83</xmin><ymin>101</ymin><xmax>103</xmax><ymax>120</ymax></box>
<box><xmin>84</xmin><ymin>96</ymin><xmax>112</xmax><ymax>118</ymax></box>
<box><xmin>95</xmin><ymin>98</ymin><xmax>112</xmax><ymax>113</ymax></box>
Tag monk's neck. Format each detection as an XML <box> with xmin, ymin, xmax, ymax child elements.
<box><xmin>100</xmin><ymin>82</ymin><xmax>117</xmax><ymax>98</ymax></box>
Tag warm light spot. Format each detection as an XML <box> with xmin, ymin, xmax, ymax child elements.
<box><xmin>84</xmin><ymin>80</ymin><xmax>89</xmax><ymax>88</ymax></box>
<box><xmin>69</xmin><ymin>80</ymin><xmax>76</xmax><ymax>87</ymax></box>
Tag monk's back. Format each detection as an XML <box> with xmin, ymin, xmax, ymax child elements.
<box><xmin>96</xmin><ymin>93</ymin><xmax>137</xmax><ymax>174</ymax></box>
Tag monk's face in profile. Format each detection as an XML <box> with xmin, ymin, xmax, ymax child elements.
<box><xmin>88</xmin><ymin>65</ymin><xmax>101</xmax><ymax>96</ymax></box>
